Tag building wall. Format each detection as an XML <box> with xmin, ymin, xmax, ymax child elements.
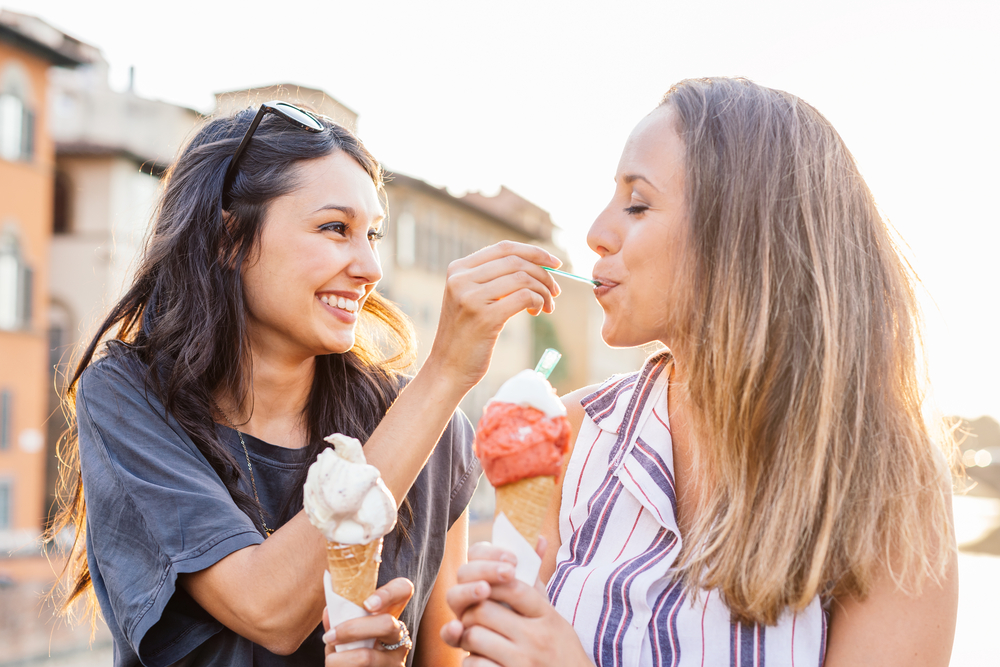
<box><xmin>381</xmin><ymin>180</ymin><xmax>545</xmax><ymax>423</ymax></box>
<box><xmin>50</xmin><ymin>154</ymin><xmax>160</xmax><ymax>347</ymax></box>
<box><xmin>0</xmin><ymin>40</ymin><xmax>54</xmax><ymax>549</ymax></box>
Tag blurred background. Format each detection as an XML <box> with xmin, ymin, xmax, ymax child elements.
<box><xmin>0</xmin><ymin>1</ymin><xmax>996</xmax><ymax>665</ymax></box>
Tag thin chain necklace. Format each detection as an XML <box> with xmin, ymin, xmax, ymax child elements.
<box><xmin>217</xmin><ymin>408</ymin><xmax>273</xmax><ymax>536</ymax></box>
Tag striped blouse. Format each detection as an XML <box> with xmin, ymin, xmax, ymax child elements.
<box><xmin>547</xmin><ymin>353</ymin><xmax>827</xmax><ymax>667</ymax></box>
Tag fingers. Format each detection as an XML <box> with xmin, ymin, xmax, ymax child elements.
<box><xmin>457</xmin><ymin>621</ymin><xmax>516</xmax><ymax>666</ymax></box>
<box><xmin>329</xmin><ymin>612</ymin><xmax>400</xmax><ymax>647</ymax></box>
<box><xmin>463</xmin><ymin>254</ymin><xmax>561</xmax><ymax>297</ymax></box>
<box><xmin>455</xmin><ymin>559</ymin><xmax>516</xmax><ymax>586</ymax></box>
<box><xmin>471</xmin><ymin>273</ymin><xmax>556</xmax><ymax>316</ymax></box>
<box><xmin>324</xmin><ymin>647</ymin><xmax>404</xmax><ymax>666</ymax></box>
<box><xmin>446</xmin><ymin>579</ymin><xmax>492</xmax><ymax>622</ymax></box>
<box><xmin>456</xmin><ymin>240</ymin><xmax>562</xmax><ymax>273</ymax></box>
<box><xmin>440</xmin><ymin>618</ymin><xmax>464</xmax><ymax>648</ymax></box>
<box><xmin>478</xmin><ymin>579</ymin><xmax>552</xmax><ymax>619</ymax></box>
<box><xmin>364</xmin><ymin>577</ymin><xmax>414</xmax><ymax>617</ymax></box>
<box><xmin>468</xmin><ymin>542</ymin><xmax>519</xmax><ymax>563</ymax></box>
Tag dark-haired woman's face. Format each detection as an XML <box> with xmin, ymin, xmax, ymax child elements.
<box><xmin>242</xmin><ymin>151</ymin><xmax>384</xmax><ymax>361</ymax></box>
<box><xmin>588</xmin><ymin>105</ymin><xmax>692</xmax><ymax>349</ymax></box>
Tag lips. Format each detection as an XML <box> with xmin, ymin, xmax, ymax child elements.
<box><xmin>592</xmin><ymin>276</ymin><xmax>619</xmax><ymax>299</ymax></box>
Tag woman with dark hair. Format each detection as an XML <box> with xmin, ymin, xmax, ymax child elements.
<box><xmin>443</xmin><ymin>78</ymin><xmax>959</xmax><ymax>666</ymax></box>
<box><xmin>48</xmin><ymin>102</ymin><xmax>563</xmax><ymax>667</ymax></box>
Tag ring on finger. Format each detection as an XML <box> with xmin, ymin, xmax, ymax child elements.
<box><xmin>378</xmin><ymin>620</ymin><xmax>412</xmax><ymax>652</ymax></box>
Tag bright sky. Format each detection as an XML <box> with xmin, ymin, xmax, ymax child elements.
<box><xmin>9</xmin><ymin>0</ymin><xmax>999</xmax><ymax>419</ymax></box>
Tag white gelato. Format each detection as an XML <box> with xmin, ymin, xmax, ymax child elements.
<box><xmin>487</xmin><ymin>369</ymin><xmax>567</xmax><ymax>418</ymax></box>
<box><xmin>304</xmin><ymin>434</ymin><xmax>397</xmax><ymax>544</ymax></box>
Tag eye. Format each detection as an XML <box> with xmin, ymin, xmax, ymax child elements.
<box><xmin>320</xmin><ymin>222</ymin><xmax>347</xmax><ymax>236</ymax></box>
<box><xmin>368</xmin><ymin>227</ymin><xmax>385</xmax><ymax>242</ymax></box>
<box><xmin>624</xmin><ymin>205</ymin><xmax>648</xmax><ymax>216</ymax></box>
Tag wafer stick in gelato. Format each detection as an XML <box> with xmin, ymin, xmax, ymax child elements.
<box><xmin>475</xmin><ymin>369</ymin><xmax>571</xmax><ymax>547</ymax></box>
<box><xmin>304</xmin><ymin>434</ymin><xmax>396</xmax><ymax>608</ymax></box>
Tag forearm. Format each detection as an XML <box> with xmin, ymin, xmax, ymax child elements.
<box><xmin>180</xmin><ymin>511</ymin><xmax>328</xmax><ymax>654</ymax></box>
<box><xmin>364</xmin><ymin>360</ymin><xmax>471</xmax><ymax>507</ymax></box>
<box><xmin>414</xmin><ymin>512</ymin><xmax>469</xmax><ymax>667</ymax></box>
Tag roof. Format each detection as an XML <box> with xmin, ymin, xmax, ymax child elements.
<box><xmin>56</xmin><ymin>141</ymin><xmax>169</xmax><ymax>177</ymax></box>
<box><xmin>0</xmin><ymin>11</ymin><xmax>91</xmax><ymax>67</ymax></box>
<box><xmin>385</xmin><ymin>172</ymin><xmax>555</xmax><ymax>242</ymax></box>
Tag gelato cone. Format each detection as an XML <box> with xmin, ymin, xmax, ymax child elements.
<box><xmin>494</xmin><ymin>476</ymin><xmax>557</xmax><ymax>547</ymax></box>
<box><xmin>476</xmin><ymin>370</ymin><xmax>571</xmax><ymax>547</ymax></box>
<box><xmin>326</xmin><ymin>539</ymin><xmax>383</xmax><ymax>608</ymax></box>
<box><xmin>304</xmin><ymin>434</ymin><xmax>396</xmax><ymax>609</ymax></box>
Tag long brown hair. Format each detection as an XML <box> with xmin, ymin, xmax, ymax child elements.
<box><xmin>663</xmin><ymin>78</ymin><xmax>955</xmax><ymax>624</ymax></box>
<box><xmin>46</xmin><ymin>108</ymin><xmax>416</xmax><ymax>623</ymax></box>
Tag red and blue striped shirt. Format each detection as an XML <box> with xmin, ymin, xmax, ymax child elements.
<box><xmin>548</xmin><ymin>353</ymin><xmax>827</xmax><ymax>667</ymax></box>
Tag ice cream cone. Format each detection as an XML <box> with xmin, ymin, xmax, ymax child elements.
<box><xmin>326</xmin><ymin>538</ymin><xmax>383</xmax><ymax>608</ymax></box>
<box><xmin>494</xmin><ymin>475</ymin><xmax>557</xmax><ymax>547</ymax></box>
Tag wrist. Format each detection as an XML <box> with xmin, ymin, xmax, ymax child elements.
<box><xmin>417</xmin><ymin>353</ymin><xmax>479</xmax><ymax>398</ymax></box>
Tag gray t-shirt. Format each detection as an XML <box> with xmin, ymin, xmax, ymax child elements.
<box><xmin>77</xmin><ymin>353</ymin><xmax>481</xmax><ymax>667</ymax></box>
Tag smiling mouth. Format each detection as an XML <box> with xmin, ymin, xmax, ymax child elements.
<box><xmin>319</xmin><ymin>295</ymin><xmax>360</xmax><ymax>313</ymax></box>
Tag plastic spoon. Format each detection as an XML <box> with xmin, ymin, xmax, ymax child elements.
<box><xmin>543</xmin><ymin>266</ymin><xmax>600</xmax><ymax>286</ymax></box>
<box><xmin>534</xmin><ymin>348</ymin><xmax>562</xmax><ymax>380</ymax></box>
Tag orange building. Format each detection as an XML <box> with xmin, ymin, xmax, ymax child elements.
<box><xmin>0</xmin><ymin>10</ymin><xmax>86</xmax><ymax>580</ymax></box>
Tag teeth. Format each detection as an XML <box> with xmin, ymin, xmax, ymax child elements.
<box><xmin>320</xmin><ymin>295</ymin><xmax>358</xmax><ymax>312</ymax></box>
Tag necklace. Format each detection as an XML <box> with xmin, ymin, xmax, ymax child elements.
<box><xmin>217</xmin><ymin>409</ymin><xmax>273</xmax><ymax>536</ymax></box>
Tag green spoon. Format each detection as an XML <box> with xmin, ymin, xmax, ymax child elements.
<box><xmin>534</xmin><ymin>348</ymin><xmax>562</xmax><ymax>380</ymax></box>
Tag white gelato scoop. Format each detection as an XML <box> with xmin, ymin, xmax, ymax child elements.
<box><xmin>487</xmin><ymin>369</ymin><xmax>567</xmax><ymax>418</ymax></box>
<box><xmin>304</xmin><ymin>434</ymin><xmax>397</xmax><ymax>544</ymax></box>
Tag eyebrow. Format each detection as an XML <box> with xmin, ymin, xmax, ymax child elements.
<box><xmin>314</xmin><ymin>204</ymin><xmax>386</xmax><ymax>224</ymax></box>
<box><xmin>622</xmin><ymin>174</ymin><xmax>660</xmax><ymax>191</ymax></box>
<box><xmin>314</xmin><ymin>204</ymin><xmax>357</xmax><ymax>217</ymax></box>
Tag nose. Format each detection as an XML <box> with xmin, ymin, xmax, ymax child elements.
<box><xmin>352</xmin><ymin>236</ymin><xmax>383</xmax><ymax>286</ymax></box>
<box><xmin>587</xmin><ymin>204</ymin><xmax>618</xmax><ymax>258</ymax></box>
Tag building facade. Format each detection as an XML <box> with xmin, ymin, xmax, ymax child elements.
<box><xmin>0</xmin><ymin>10</ymin><xmax>86</xmax><ymax>581</ymax></box>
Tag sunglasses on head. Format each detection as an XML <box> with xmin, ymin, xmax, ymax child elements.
<box><xmin>221</xmin><ymin>100</ymin><xmax>324</xmax><ymax>210</ymax></box>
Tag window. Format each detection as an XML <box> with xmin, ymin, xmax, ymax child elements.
<box><xmin>0</xmin><ymin>479</ymin><xmax>11</xmax><ymax>530</ymax></box>
<box><xmin>0</xmin><ymin>389</ymin><xmax>11</xmax><ymax>451</ymax></box>
<box><xmin>0</xmin><ymin>228</ymin><xmax>32</xmax><ymax>330</ymax></box>
<box><xmin>53</xmin><ymin>171</ymin><xmax>72</xmax><ymax>235</ymax></box>
<box><xmin>0</xmin><ymin>63</ymin><xmax>35</xmax><ymax>163</ymax></box>
<box><xmin>396</xmin><ymin>212</ymin><xmax>416</xmax><ymax>268</ymax></box>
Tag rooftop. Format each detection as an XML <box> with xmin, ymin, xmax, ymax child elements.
<box><xmin>0</xmin><ymin>10</ymin><xmax>92</xmax><ymax>67</ymax></box>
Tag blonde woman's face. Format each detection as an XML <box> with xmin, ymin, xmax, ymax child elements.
<box><xmin>588</xmin><ymin>105</ymin><xmax>691</xmax><ymax>349</ymax></box>
<box><xmin>242</xmin><ymin>151</ymin><xmax>384</xmax><ymax>361</ymax></box>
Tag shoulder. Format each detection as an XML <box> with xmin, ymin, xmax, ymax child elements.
<box><xmin>561</xmin><ymin>384</ymin><xmax>600</xmax><ymax>443</ymax></box>
<box><xmin>77</xmin><ymin>349</ymin><xmax>158</xmax><ymax>416</ymax></box>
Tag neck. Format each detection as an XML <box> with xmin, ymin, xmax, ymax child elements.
<box><xmin>217</xmin><ymin>343</ymin><xmax>317</xmax><ymax>450</ymax></box>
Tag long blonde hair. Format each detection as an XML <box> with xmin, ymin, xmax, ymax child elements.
<box><xmin>664</xmin><ymin>78</ymin><xmax>955</xmax><ymax>624</ymax></box>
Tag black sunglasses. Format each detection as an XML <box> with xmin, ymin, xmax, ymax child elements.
<box><xmin>221</xmin><ymin>100</ymin><xmax>324</xmax><ymax>209</ymax></box>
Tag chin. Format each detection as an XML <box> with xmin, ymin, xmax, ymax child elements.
<box><xmin>319</xmin><ymin>337</ymin><xmax>356</xmax><ymax>356</ymax></box>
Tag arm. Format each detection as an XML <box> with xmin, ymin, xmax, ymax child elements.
<box><xmin>414</xmin><ymin>511</ymin><xmax>470</xmax><ymax>667</ymax></box>
<box><xmin>180</xmin><ymin>242</ymin><xmax>562</xmax><ymax>652</ymax></box>
<box><xmin>824</xmin><ymin>493</ymin><xmax>958</xmax><ymax>667</ymax></box>
<box><xmin>366</xmin><ymin>242</ymin><xmax>563</xmax><ymax>506</ymax></box>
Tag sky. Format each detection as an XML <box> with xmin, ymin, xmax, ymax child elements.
<box><xmin>8</xmin><ymin>0</ymin><xmax>999</xmax><ymax>419</ymax></box>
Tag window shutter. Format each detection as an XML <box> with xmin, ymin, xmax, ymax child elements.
<box><xmin>0</xmin><ymin>390</ymin><xmax>11</xmax><ymax>451</ymax></box>
<box><xmin>18</xmin><ymin>264</ymin><xmax>32</xmax><ymax>328</ymax></box>
<box><xmin>21</xmin><ymin>108</ymin><xmax>34</xmax><ymax>161</ymax></box>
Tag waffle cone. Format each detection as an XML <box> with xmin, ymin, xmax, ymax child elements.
<box><xmin>326</xmin><ymin>538</ymin><xmax>383</xmax><ymax>608</ymax></box>
<box><xmin>494</xmin><ymin>476</ymin><xmax>557</xmax><ymax>547</ymax></box>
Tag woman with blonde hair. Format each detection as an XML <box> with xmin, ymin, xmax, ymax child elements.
<box><xmin>443</xmin><ymin>77</ymin><xmax>958</xmax><ymax>666</ymax></box>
